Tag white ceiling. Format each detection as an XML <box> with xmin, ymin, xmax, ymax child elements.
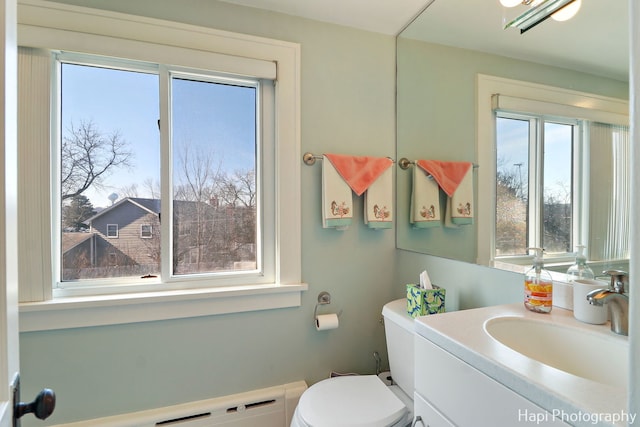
<box><xmin>220</xmin><ymin>0</ymin><xmax>629</xmax><ymax>82</ymax></box>
<box><xmin>219</xmin><ymin>0</ymin><xmax>430</xmax><ymax>36</ymax></box>
<box><xmin>402</xmin><ymin>0</ymin><xmax>629</xmax><ymax>82</ymax></box>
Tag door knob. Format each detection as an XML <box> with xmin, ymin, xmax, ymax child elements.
<box><xmin>16</xmin><ymin>389</ymin><xmax>56</xmax><ymax>421</ymax></box>
<box><xmin>12</xmin><ymin>375</ymin><xmax>56</xmax><ymax>426</ymax></box>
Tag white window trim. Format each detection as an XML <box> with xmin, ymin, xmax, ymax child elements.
<box><xmin>494</xmin><ymin>111</ymin><xmax>582</xmax><ymax>264</ymax></box>
<box><xmin>477</xmin><ymin>74</ymin><xmax>629</xmax><ymax>267</ymax></box>
<box><xmin>140</xmin><ymin>224</ymin><xmax>152</xmax><ymax>239</ymax></box>
<box><xmin>17</xmin><ymin>0</ymin><xmax>305</xmax><ymax>331</ymax></box>
<box><xmin>106</xmin><ymin>224</ymin><xmax>118</xmax><ymax>238</ymax></box>
<box><xmin>19</xmin><ymin>284</ymin><xmax>306</xmax><ymax>332</ymax></box>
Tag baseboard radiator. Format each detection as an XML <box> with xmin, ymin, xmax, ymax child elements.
<box><xmin>56</xmin><ymin>381</ymin><xmax>307</xmax><ymax>427</ymax></box>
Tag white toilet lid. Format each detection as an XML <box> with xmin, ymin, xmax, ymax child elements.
<box><xmin>297</xmin><ymin>375</ymin><xmax>407</xmax><ymax>427</ymax></box>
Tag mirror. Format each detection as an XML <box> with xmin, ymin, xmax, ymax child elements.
<box><xmin>396</xmin><ymin>0</ymin><xmax>630</xmax><ymax>268</ymax></box>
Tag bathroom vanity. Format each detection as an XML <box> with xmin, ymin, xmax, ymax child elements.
<box><xmin>413</xmin><ymin>304</ymin><xmax>628</xmax><ymax>427</ymax></box>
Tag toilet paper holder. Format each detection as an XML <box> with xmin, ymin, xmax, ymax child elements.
<box><xmin>313</xmin><ymin>291</ymin><xmax>332</xmax><ymax>320</ymax></box>
<box><xmin>313</xmin><ymin>291</ymin><xmax>342</xmax><ymax>320</ymax></box>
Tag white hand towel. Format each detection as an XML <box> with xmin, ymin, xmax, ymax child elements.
<box><xmin>410</xmin><ymin>165</ymin><xmax>441</xmax><ymax>228</ymax></box>
<box><xmin>446</xmin><ymin>166</ymin><xmax>474</xmax><ymax>227</ymax></box>
<box><xmin>364</xmin><ymin>167</ymin><xmax>393</xmax><ymax>229</ymax></box>
<box><xmin>322</xmin><ymin>155</ymin><xmax>353</xmax><ymax>229</ymax></box>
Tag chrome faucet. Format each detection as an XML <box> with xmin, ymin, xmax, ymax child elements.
<box><xmin>586</xmin><ymin>270</ymin><xmax>629</xmax><ymax>336</ymax></box>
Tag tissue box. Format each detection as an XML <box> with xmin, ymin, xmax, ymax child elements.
<box><xmin>406</xmin><ymin>284</ymin><xmax>446</xmax><ymax>318</ymax></box>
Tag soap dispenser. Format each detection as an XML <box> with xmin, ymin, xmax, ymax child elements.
<box><xmin>524</xmin><ymin>247</ymin><xmax>553</xmax><ymax>313</ymax></box>
<box><xmin>566</xmin><ymin>245</ymin><xmax>595</xmax><ymax>282</ymax></box>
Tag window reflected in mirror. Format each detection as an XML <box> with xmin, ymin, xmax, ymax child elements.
<box><xmin>495</xmin><ymin>111</ymin><xmax>629</xmax><ymax>264</ymax></box>
<box><xmin>496</xmin><ymin>114</ymin><xmax>575</xmax><ymax>259</ymax></box>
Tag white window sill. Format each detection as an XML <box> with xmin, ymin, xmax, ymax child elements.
<box><xmin>19</xmin><ymin>283</ymin><xmax>308</xmax><ymax>332</ymax></box>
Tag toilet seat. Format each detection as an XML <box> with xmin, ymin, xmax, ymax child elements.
<box><xmin>295</xmin><ymin>375</ymin><xmax>408</xmax><ymax>427</ymax></box>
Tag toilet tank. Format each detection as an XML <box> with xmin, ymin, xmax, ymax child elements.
<box><xmin>382</xmin><ymin>298</ymin><xmax>415</xmax><ymax>396</ymax></box>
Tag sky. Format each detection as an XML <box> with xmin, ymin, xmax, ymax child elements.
<box><xmin>61</xmin><ymin>62</ymin><xmax>257</xmax><ymax>209</ymax></box>
<box><xmin>496</xmin><ymin>116</ymin><xmax>572</xmax><ymax>201</ymax></box>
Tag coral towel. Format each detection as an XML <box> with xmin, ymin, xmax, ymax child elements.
<box><xmin>416</xmin><ymin>160</ymin><xmax>472</xmax><ymax>197</ymax></box>
<box><xmin>325</xmin><ymin>154</ymin><xmax>393</xmax><ymax>196</ymax></box>
<box><xmin>417</xmin><ymin>160</ymin><xmax>473</xmax><ymax>227</ymax></box>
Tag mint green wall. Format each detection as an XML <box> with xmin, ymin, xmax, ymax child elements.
<box><xmin>19</xmin><ymin>1</ymin><xmax>399</xmax><ymax>425</ymax></box>
<box><xmin>396</xmin><ymin>38</ymin><xmax>629</xmax><ymax>262</ymax></box>
<box><xmin>17</xmin><ymin>2</ymin><xmax>631</xmax><ymax>426</ymax></box>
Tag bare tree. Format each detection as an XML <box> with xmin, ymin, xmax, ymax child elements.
<box><xmin>174</xmin><ymin>144</ymin><xmax>222</xmax><ymax>202</ymax></box>
<box><xmin>172</xmin><ymin>143</ymin><xmax>257</xmax><ymax>273</ymax></box>
<box><xmin>143</xmin><ymin>178</ymin><xmax>160</xmax><ymax>199</ymax></box>
<box><xmin>543</xmin><ymin>182</ymin><xmax>572</xmax><ymax>253</ymax></box>
<box><xmin>174</xmin><ymin>144</ymin><xmax>223</xmax><ymax>271</ymax></box>
<box><xmin>61</xmin><ymin>120</ymin><xmax>133</xmax><ymax>200</ymax></box>
<box><xmin>217</xmin><ymin>169</ymin><xmax>256</xmax><ymax>248</ymax></box>
<box><xmin>496</xmin><ymin>161</ymin><xmax>527</xmax><ymax>256</ymax></box>
<box><xmin>119</xmin><ymin>183</ymin><xmax>139</xmax><ymax>198</ymax></box>
<box><xmin>218</xmin><ymin>169</ymin><xmax>256</xmax><ymax>208</ymax></box>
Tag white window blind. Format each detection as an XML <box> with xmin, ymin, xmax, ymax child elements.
<box><xmin>492</xmin><ymin>94</ymin><xmax>628</xmax><ymax>126</ymax></box>
<box><xmin>588</xmin><ymin>122</ymin><xmax>631</xmax><ymax>261</ymax></box>
<box><xmin>17</xmin><ymin>47</ymin><xmax>52</xmax><ymax>302</ymax></box>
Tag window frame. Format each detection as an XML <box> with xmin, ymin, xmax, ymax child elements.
<box><xmin>476</xmin><ymin>74</ymin><xmax>628</xmax><ymax>268</ymax></box>
<box><xmin>17</xmin><ymin>0</ymin><xmax>305</xmax><ymax>332</ymax></box>
<box><xmin>494</xmin><ymin>110</ymin><xmax>582</xmax><ymax>264</ymax></box>
<box><xmin>53</xmin><ymin>54</ymin><xmax>269</xmax><ymax>290</ymax></box>
<box><xmin>140</xmin><ymin>224</ymin><xmax>152</xmax><ymax>239</ymax></box>
<box><xmin>106</xmin><ymin>224</ymin><xmax>119</xmax><ymax>238</ymax></box>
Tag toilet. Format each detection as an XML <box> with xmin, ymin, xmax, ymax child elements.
<box><xmin>290</xmin><ymin>298</ymin><xmax>415</xmax><ymax>427</ymax></box>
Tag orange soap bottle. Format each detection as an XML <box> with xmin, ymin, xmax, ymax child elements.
<box><xmin>524</xmin><ymin>247</ymin><xmax>553</xmax><ymax>313</ymax></box>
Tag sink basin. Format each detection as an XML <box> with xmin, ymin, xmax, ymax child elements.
<box><xmin>484</xmin><ymin>316</ymin><xmax>628</xmax><ymax>388</ymax></box>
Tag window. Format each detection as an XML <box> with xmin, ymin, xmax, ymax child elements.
<box><xmin>495</xmin><ymin>112</ymin><xmax>578</xmax><ymax>259</ymax></box>
<box><xmin>476</xmin><ymin>75</ymin><xmax>629</xmax><ymax>267</ymax></box>
<box><xmin>106</xmin><ymin>224</ymin><xmax>119</xmax><ymax>238</ymax></box>
<box><xmin>17</xmin><ymin>2</ymin><xmax>303</xmax><ymax>331</ymax></box>
<box><xmin>58</xmin><ymin>54</ymin><xmax>260</xmax><ymax>282</ymax></box>
<box><xmin>170</xmin><ymin>73</ymin><xmax>259</xmax><ymax>277</ymax></box>
<box><xmin>493</xmin><ymin>112</ymin><xmax>630</xmax><ymax>265</ymax></box>
<box><xmin>141</xmin><ymin>225</ymin><xmax>152</xmax><ymax>239</ymax></box>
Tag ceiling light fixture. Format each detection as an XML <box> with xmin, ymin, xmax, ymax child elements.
<box><xmin>550</xmin><ymin>0</ymin><xmax>581</xmax><ymax>21</ymax></box>
<box><xmin>503</xmin><ymin>0</ymin><xmax>580</xmax><ymax>33</ymax></box>
<box><xmin>499</xmin><ymin>0</ymin><xmax>523</xmax><ymax>7</ymax></box>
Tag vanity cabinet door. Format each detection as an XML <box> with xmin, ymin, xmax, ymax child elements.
<box><xmin>415</xmin><ymin>335</ymin><xmax>571</xmax><ymax>427</ymax></box>
<box><xmin>413</xmin><ymin>393</ymin><xmax>455</xmax><ymax>427</ymax></box>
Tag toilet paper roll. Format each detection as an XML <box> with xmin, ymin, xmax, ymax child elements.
<box><xmin>315</xmin><ymin>313</ymin><xmax>339</xmax><ymax>331</ymax></box>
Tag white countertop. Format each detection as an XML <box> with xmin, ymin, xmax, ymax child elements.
<box><xmin>414</xmin><ymin>303</ymin><xmax>629</xmax><ymax>427</ymax></box>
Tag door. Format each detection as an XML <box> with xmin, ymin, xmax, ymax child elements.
<box><xmin>0</xmin><ymin>0</ymin><xmax>19</xmax><ymax>425</ymax></box>
<box><xmin>0</xmin><ymin>2</ymin><xmax>55</xmax><ymax>425</ymax></box>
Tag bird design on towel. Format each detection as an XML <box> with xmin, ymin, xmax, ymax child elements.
<box><xmin>420</xmin><ymin>205</ymin><xmax>436</xmax><ymax>219</ymax></box>
<box><xmin>331</xmin><ymin>200</ymin><xmax>350</xmax><ymax>217</ymax></box>
<box><xmin>457</xmin><ymin>202</ymin><xmax>471</xmax><ymax>216</ymax></box>
<box><xmin>373</xmin><ymin>204</ymin><xmax>391</xmax><ymax>221</ymax></box>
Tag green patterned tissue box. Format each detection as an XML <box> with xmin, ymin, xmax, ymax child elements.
<box><xmin>406</xmin><ymin>284</ymin><xmax>446</xmax><ymax>318</ymax></box>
